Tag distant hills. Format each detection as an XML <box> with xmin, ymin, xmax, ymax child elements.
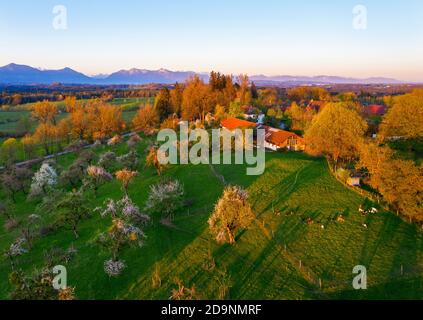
<box><xmin>0</xmin><ymin>63</ymin><xmax>93</xmax><ymax>85</ymax></box>
<box><xmin>0</xmin><ymin>63</ymin><xmax>208</xmax><ymax>86</ymax></box>
<box><xmin>103</xmin><ymin>68</ymin><xmax>207</xmax><ymax>85</ymax></box>
<box><xmin>0</xmin><ymin>63</ymin><xmax>411</xmax><ymax>86</ymax></box>
<box><xmin>249</xmin><ymin>75</ymin><xmax>405</xmax><ymax>85</ymax></box>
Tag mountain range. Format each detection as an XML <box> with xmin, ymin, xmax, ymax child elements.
<box><xmin>0</xmin><ymin>63</ymin><xmax>410</xmax><ymax>86</ymax></box>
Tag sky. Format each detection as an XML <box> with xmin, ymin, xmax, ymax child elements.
<box><xmin>0</xmin><ymin>0</ymin><xmax>422</xmax><ymax>81</ymax></box>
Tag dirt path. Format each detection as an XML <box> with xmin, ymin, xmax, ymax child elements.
<box><xmin>208</xmin><ymin>163</ymin><xmax>227</xmax><ymax>185</ymax></box>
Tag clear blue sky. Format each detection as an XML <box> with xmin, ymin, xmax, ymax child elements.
<box><xmin>1</xmin><ymin>0</ymin><xmax>422</xmax><ymax>81</ymax></box>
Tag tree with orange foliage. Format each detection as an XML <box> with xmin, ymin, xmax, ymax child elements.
<box><xmin>132</xmin><ymin>104</ymin><xmax>159</xmax><ymax>134</ymax></box>
<box><xmin>64</xmin><ymin>96</ymin><xmax>78</xmax><ymax>113</ymax></box>
<box><xmin>115</xmin><ymin>169</ymin><xmax>138</xmax><ymax>195</ymax></box>
<box><xmin>146</xmin><ymin>146</ymin><xmax>162</xmax><ymax>176</ymax></box>
<box><xmin>154</xmin><ymin>88</ymin><xmax>172</xmax><ymax>122</ymax></box>
<box><xmin>358</xmin><ymin>142</ymin><xmax>422</xmax><ymax>222</ymax></box>
<box><xmin>64</xmin><ymin>97</ymin><xmax>93</xmax><ymax>140</ymax></box>
<box><xmin>214</xmin><ymin>104</ymin><xmax>227</xmax><ymax>123</ymax></box>
<box><xmin>89</xmin><ymin>102</ymin><xmax>124</xmax><ymax>141</ymax></box>
<box><xmin>56</xmin><ymin>118</ymin><xmax>73</xmax><ymax>146</ymax></box>
<box><xmin>237</xmin><ymin>74</ymin><xmax>251</xmax><ymax>106</ymax></box>
<box><xmin>258</xmin><ymin>88</ymin><xmax>278</xmax><ymax>107</ymax></box>
<box><xmin>160</xmin><ymin>116</ymin><xmax>179</xmax><ymax>130</ymax></box>
<box><xmin>32</xmin><ymin>123</ymin><xmax>58</xmax><ymax>154</ymax></box>
<box><xmin>305</xmin><ymin>103</ymin><xmax>367</xmax><ymax>168</ymax></box>
<box><xmin>182</xmin><ymin>76</ymin><xmax>214</xmax><ymax>122</ymax></box>
<box><xmin>375</xmin><ymin>159</ymin><xmax>422</xmax><ymax>223</ymax></box>
<box><xmin>31</xmin><ymin>100</ymin><xmax>58</xmax><ymax>124</ymax></box>
<box><xmin>358</xmin><ymin>142</ymin><xmax>394</xmax><ymax>182</ymax></box>
<box><xmin>288</xmin><ymin>87</ymin><xmax>329</xmax><ymax>103</ymax></box>
<box><xmin>68</xmin><ymin>104</ymin><xmax>91</xmax><ymax>140</ymax></box>
<box><xmin>170</xmin><ymin>82</ymin><xmax>184</xmax><ymax>116</ymax></box>
<box><xmin>285</xmin><ymin>102</ymin><xmax>316</xmax><ymax>131</ymax></box>
<box><xmin>379</xmin><ymin>89</ymin><xmax>423</xmax><ymax>140</ymax></box>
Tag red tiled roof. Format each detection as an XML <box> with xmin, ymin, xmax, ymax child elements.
<box><xmin>365</xmin><ymin>105</ymin><xmax>386</xmax><ymax>115</ymax></box>
<box><xmin>260</xmin><ymin>125</ymin><xmax>304</xmax><ymax>147</ymax></box>
<box><xmin>221</xmin><ymin>118</ymin><xmax>257</xmax><ymax>130</ymax></box>
<box><xmin>269</xmin><ymin>131</ymin><xmax>303</xmax><ymax>147</ymax></box>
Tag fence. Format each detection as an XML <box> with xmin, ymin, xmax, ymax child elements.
<box><xmin>277</xmin><ymin>241</ymin><xmax>422</xmax><ymax>295</ymax></box>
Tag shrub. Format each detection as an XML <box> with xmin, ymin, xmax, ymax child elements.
<box><xmin>170</xmin><ymin>280</ymin><xmax>200</xmax><ymax>300</ymax></box>
<box><xmin>9</xmin><ymin>268</ymin><xmax>76</xmax><ymax>300</ymax></box>
<box><xmin>117</xmin><ymin>151</ymin><xmax>139</xmax><ymax>171</ymax></box>
<box><xmin>98</xmin><ymin>151</ymin><xmax>117</xmax><ymax>171</ymax></box>
<box><xmin>107</xmin><ymin>135</ymin><xmax>122</xmax><ymax>146</ymax></box>
<box><xmin>127</xmin><ymin>134</ymin><xmax>142</xmax><ymax>149</ymax></box>
<box><xmin>43</xmin><ymin>246</ymin><xmax>78</xmax><ymax>268</ymax></box>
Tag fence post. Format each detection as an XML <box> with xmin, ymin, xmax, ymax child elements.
<box><xmin>319</xmin><ymin>278</ymin><xmax>322</xmax><ymax>289</ymax></box>
<box><xmin>299</xmin><ymin>260</ymin><xmax>302</xmax><ymax>269</ymax></box>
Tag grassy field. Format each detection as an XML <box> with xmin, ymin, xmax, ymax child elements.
<box><xmin>0</xmin><ymin>138</ymin><xmax>421</xmax><ymax>300</ymax></box>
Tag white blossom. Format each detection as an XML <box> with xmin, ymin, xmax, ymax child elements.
<box><xmin>29</xmin><ymin>163</ymin><xmax>57</xmax><ymax>197</ymax></box>
<box><xmin>97</xmin><ymin>196</ymin><xmax>150</xmax><ymax>224</ymax></box>
<box><xmin>6</xmin><ymin>238</ymin><xmax>28</xmax><ymax>257</ymax></box>
<box><xmin>145</xmin><ymin>180</ymin><xmax>184</xmax><ymax>219</ymax></box>
<box><xmin>104</xmin><ymin>259</ymin><xmax>126</xmax><ymax>277</ymax></box>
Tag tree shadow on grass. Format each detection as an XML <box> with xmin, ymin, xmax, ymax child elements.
<box><xmin>324</xmin><ymin>277</ymin><xmax>423</xmax><ymax>300</ymax></box>
<box><xmin>358</xmin><ymin>213</ymin><xmax>402</xmax><ymax>270</ymax></box>
<box><xmin>388</xmin><ymin>220</ymin><xmax>423</xmax><ymax>280</ymax></box>
<box><xmin>228</xmin><ymin>228</ymin><xmax>316</xmax><ymax>300</ymax></box>
<box><xmin>113</xmin><ymin>165</ymin><xmax>223</xmax><ymax>299</ymax></box>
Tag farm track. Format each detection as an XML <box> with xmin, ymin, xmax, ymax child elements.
<box><xmin>208</xmin><ymin>163</ymin><xmax>227</xmax><ymax>185</ymax></box>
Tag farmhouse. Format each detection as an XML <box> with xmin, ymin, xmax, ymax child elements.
<box><xmin>347</xmin><ymin>176</ymin><xmax>361</xmax><ymax>187</ymax></box>
<box><xmin>220</xmin><ymin>118</ymin><xmax>305</xmax><ymax>152</ymax></box>
<box><xmin>259</xmin><ymin>125</ymin><xmax>305</xmax><ymax>151</ymax></box>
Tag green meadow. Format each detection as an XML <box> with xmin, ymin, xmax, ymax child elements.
<box><xmin>0</xmin><ymin>138</ymin><xmax>421</xmax><ymax>300</ymax></box>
